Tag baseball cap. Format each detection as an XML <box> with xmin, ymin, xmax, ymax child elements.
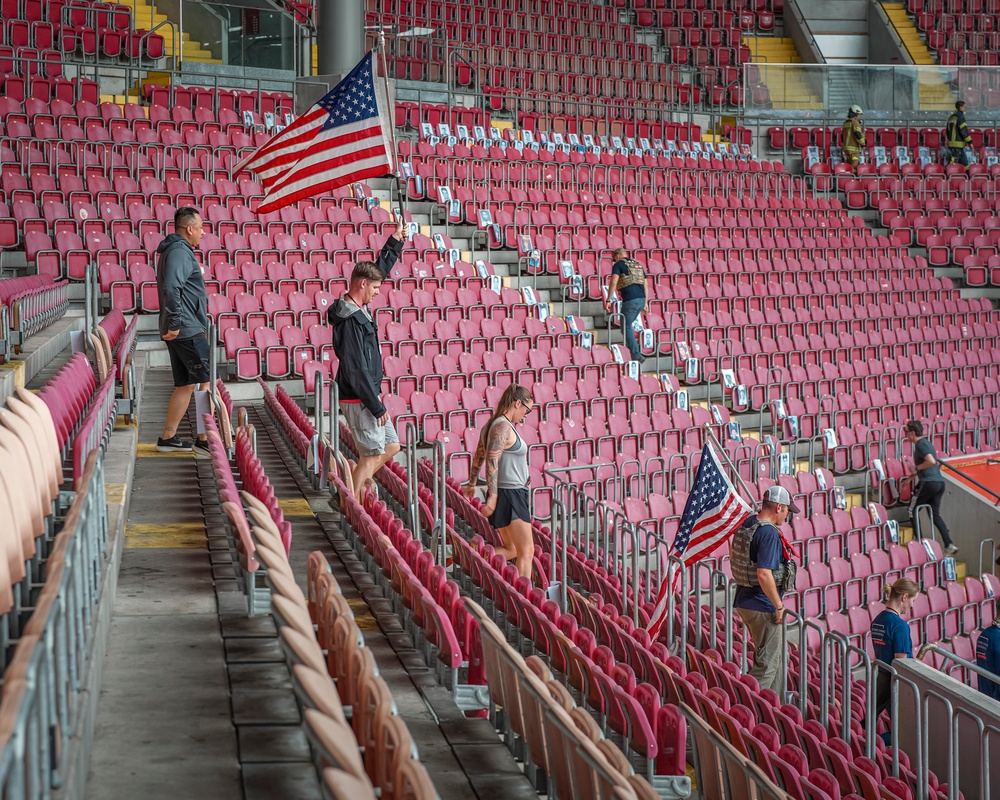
<box><xmin>764</xmin><ymin>485</ymin><xmax>801</xmax><ymax>513</ymax></box>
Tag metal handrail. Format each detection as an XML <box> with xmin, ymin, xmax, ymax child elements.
<box><xmin>140</xmin><ymin>19</ymin><xmax>180</xmax><ymax>74</ymax></box>
<box><xmin>939</xmin><ymin>458</ymin><xmax>1000</xmax><ymax>506</ymax></box>
<box><xmin>917</xmin><ymin>641</ymin><xmax>1000</xmax><ymax>690</ymax></box>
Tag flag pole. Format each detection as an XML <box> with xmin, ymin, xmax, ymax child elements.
<box><xmin>375</xmin><ymin>28</ymin><xmax>406</xmax><ymax>225</ymax></box>
<box><xmin>702</xmin><ymin>423</ymin><xmax>760</xmax><ymax>509</ymax></box>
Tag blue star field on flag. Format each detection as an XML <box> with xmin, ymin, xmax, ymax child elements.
<box><xmin>317</xmin><ymin>52</ymin><xmax>380</xmax><ymax>131</ymax></box>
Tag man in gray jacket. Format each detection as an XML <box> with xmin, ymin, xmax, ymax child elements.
<box><xmin>156</xmin><ymin>207</ymin><xmax>210</xmax><ymax>452</ymax></box>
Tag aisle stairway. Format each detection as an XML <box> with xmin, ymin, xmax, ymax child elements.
<box><xmin>881</xmin><ymin>3</ymin><xmax>955</xmax><ymax>110</ymax></box>
<box><xmin>111</xmin><ymin>0</ymin><xmax>221</xmax><ymax>63</ymax></box>
<box><xmin>744</xmin><ymin>37</ymin><xmax>823</xmax><ymax>109</ymax></box>
<box><xmin>881</xmin><ymin>2</ymin><xmax>935</xmax><ymax>64</ymax></box>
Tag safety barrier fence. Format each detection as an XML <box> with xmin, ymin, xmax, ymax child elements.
<box><xmin>540</xmin><ymin>443</ymin><xmax>995</xmax><ymax>796</ymax></box>
<box><xmin>295</xmin><ymin>383</ymin><xmax>1000</xmax><ymax>800</ymax></box>
<box><xmin>681</xmin><ymin>702</ymin><xmax>797</xmax><ymax>800</ymax></box>
<box><xmin>0</xmin><ymin>449</ymin><xmax>109</xmax><ymax>799</ymax></box>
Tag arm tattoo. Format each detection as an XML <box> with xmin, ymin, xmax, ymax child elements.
<box><xmin>484</xmin><ymin>420</ymin><xmax>513</xmax><ymax>497</ymax></box>
<box><xmin>470</xmin><ymin>431</ymin><xmax>488</xmax><ymax>479</ymax></box>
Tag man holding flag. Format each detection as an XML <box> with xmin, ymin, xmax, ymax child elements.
<box><xmin>646</xmin><ymin>442</ymin><xmax>753</xmax><ymax>640</ymax></box>
<box><xmin>730</xmin><ymin>485</ymin><xmax>799</xmax><ymax>694</ymax></box>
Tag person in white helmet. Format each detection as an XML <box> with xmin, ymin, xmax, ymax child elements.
<box><xmin>842</xmin><ymin>105</ymin><xmax>866</xmax><ymax>168</ymax></box>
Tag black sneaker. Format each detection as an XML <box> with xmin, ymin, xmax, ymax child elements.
<box><xmin>192</xmin><ymin>439</ymin><xmax>210</xmax><ymax>456</ymax></box>
<box><xmin>156</xmin><ymin>435</ymin><xmax>193</xmax><ymax>452</ymax></box>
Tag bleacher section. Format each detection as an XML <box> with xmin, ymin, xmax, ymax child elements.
<box><xmin>906</xmin><ymin>0</ymin><xmax>1000</xmax><ymax>68</ymax></box>
<box><xmin>0</xmin><ymin>274</ymin><xmax>67</xmax><ymax>362</ymax></box>
<box><xmin>256</xmin><ymin>353</ymin><xmax>998</xmax><ymax>799</ymax></box>
<box><xmin>200</xmin><ymin>404</ymin><xmax>441</xmax><ymax>797</ymax></box>
<box><xmin>4</xmin><ymin>0</ymin><xmax>1000</xmax><ymax>793</ymax></box>
<box><xmin>0</xmin><ymin>321</ymin><xmax>138</xmax><ymax>796</ymax></box>
<box><xmin>368</xmin><ymin>0</ymin><xmax>788</xmax><ymax>115</ymax></box>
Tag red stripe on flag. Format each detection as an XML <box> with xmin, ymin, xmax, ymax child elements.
<box><xmin>267</xmin><ymin>141</ymin><xmax>389</xmax><ymax>193</ymax></box>
<box><xmin>255</xmin><ymin>122</ymin><xmax>385</xmax><ymax>187</ymax></box>
<box><xmin>255</xmin><ymin>164</ymin><xmax>391</xmax><ymax>214</ymax></box>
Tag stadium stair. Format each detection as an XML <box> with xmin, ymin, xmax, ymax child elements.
<box><xmin>881</xmin><ymin>3</ymin><xmax>955</xmax><ymax>110</ymax></box>
<box><xmin>881</xmin><ymin>2</ymin><xmax>936</xmax><ymax>64</ymax></box>
<box><xmin>743</xmin><ymin>37</ymin><xmax>823</xmax><ymax>109</ymax></box>
<box><xmin>111</xmin><ymin>0</ymin><xmax>222</xmax><ymax>63</ymax></box>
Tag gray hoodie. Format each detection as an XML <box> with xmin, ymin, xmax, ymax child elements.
<box><xmin>156</xmin><ymin>234</ymin><xmax>208</xmax><ymax>339</ymax></box>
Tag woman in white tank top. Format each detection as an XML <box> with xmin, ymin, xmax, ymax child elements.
<box><xmin>464</xmin><ymin>384</ymin><xmax>535</xmax><ymax>579</ymax></box>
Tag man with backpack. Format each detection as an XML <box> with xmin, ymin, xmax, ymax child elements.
<box><xmin>604</xmin><ymin>247</ymin><xmax>648</xmax><ymax>363</ymax></box>
<box><xmin>730</xmin><ymin>485</ymin><xmax>799</xmax><ymax>694</ymax></box>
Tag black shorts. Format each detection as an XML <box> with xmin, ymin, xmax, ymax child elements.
<box><xmin>165</xmin><ymin>333</ymin><xmax>211</xmax><ymax>387</ymax></box>
<box><xmin>489</xmin><ymin>488</ymin><xmax>531</xmax><ymax>529</ymax></box>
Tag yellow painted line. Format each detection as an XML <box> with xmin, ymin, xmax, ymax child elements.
<box><xmin>278</xmin><ymin>497</ymin><xmax>315</xmax><ymax>517</ymax></box>
<box><xmin>105</xmin><ymin>483</ymin><xmax>128</xmax><ymax>507</ymax></box>
<box><xmin>125</xmin><ymin>522</ymin><xmax>206</xmax><ymax>548</ymax></box>
<box><xmin>0</xmin><ymin>360</ymin><xmax>26</xmax><ymax>387</ymax></box>
<box><xmin>116</xmin><ymin>417</ymin><xmax>137</xmax><ymax>429</ymax></box>
<box><xmin>345</xmin><ymin>597</ymin><xmax>379</xmax><ymax>631</ymax></box>
<box><xmin>136</xmin><ymin>442</ymin><xmax>193</xmax><ymax>457</ymax></box>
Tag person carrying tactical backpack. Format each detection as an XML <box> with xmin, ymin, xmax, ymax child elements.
<box><xmin>730</xmin><ymin>485</ymin><xmax>800</xmax><ymax>694</ymax></box>
<box><xmin>604</xmin><ymin>247</ymin><xmax>648</xmax><ymax>363</ymax></box>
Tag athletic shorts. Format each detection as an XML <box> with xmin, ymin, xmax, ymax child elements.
<box><xmin>340</xmin><ymin>401</ymin><xmax>399</xmax><ymax>457</ymax></box>
<box><xmin>489</xmin><ymin>487</ymin><xmax>531</xmax><ymax>529</ymax></box>
<box><xmin>165</xmin><ymin>333</ymin><xmax>211</xmax><ymax>387</ymax></box>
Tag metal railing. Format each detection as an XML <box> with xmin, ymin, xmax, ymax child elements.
<box><xmin>0</xmin><ymin>449</ymin><xmax>109</xmax><ymax>799</ymax></box>
<box><xmin>680</xmin><ymin>703</ymin><xmax>794</xmax><ymax>800</ymax></box>
<box><xmin>939</xmin><ymin>459</ymin><xmax>1000</xmax><ymax>506</ymax></box>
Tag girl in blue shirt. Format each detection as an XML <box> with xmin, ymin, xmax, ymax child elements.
<box><xmin>870</xmin><ymin>578</ymin><xmax>920</xmax><ymax>744</ymax></box>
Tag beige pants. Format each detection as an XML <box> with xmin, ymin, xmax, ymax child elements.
<box><xmin>737</xmin><ymin>608</ymin><xmax>786</xmax><ymax>695</ymax></box>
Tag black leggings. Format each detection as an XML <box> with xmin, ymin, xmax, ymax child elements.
<box><xmin>911</xmin><ymin>481</ymin><xmax>952</xmax><ymax>547</ymax></box>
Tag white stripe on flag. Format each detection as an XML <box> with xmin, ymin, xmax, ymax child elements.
<box><xmin>247</xmin><ymin>117</ymin><xmax>379</xmax><ymax>184</ymax></box>
<box><xmin>234</xmin><ymin>50</ymin><xmax>396</xmax><ymax>214</ymax></box>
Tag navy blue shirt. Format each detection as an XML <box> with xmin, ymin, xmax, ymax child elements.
<box><xmin>976</xmin><ymin>624</ymin><xmax>1000</xmax><ymax>701</ymax></box>
<box><xmin>871</xmin><ymin>609</ymin><xmax>912</xmax><ymax>665</ymax></box>
<box><xmin>733</xmin><ymin>517</ymin><xmax>783</xmax><ymax>613</ymax></box>
<box><xmin>913</xmin><ymin>437</ymin><xmax>942</xmax><ymax>482</ymax></box>
<box><xmin>611</xmin><ymin>259</ymin><xmax>646</xmax><ymax>302</ymax></box>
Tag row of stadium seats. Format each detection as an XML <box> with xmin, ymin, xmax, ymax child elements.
<box><xmin>200</xmin><ymin>409</ymin><xmax>439</xmax><ymax>797</ymax></box>
<box><xmin>0</xmin><ymin>273</ymin><xmax>67</xmax><ymax>359</ymax></box>
<box><xmin>432</xmin><ymin>462</ymin><xmax>961</xmax><ymax>799</ymax></box>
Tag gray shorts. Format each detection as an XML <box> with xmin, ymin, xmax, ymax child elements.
<box><xmin>340</xmin><ymin>402</ymin><xmax>399</xmax><ymax>457</ymax></box>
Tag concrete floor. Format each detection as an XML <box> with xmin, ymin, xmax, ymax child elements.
<box><xmin>86</xmin><ymin>372</ymin><xmax>242</xmax><ymax>799</ymax></box>
<box><xmin>85</xmin><ymin>369</ymin><xmax>535</xmax><ymax>799</ymax></box>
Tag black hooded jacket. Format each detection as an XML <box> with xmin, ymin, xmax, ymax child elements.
<box><xmin>156</xmin><ymin>233</ymin><xmax>208</xmax><ymax>339</ymax></box>
<box><xmin>327</xmin><ymin>235</ymin><xmax>404</xmax><ymax>417</ymax></box>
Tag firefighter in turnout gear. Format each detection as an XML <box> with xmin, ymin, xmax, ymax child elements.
<box><xmin>731</xmin><ymin>485</ymin><xmax>800</xmax><ymax>694</ymax></box>
<box><xmin>841</xmin><ymin>105</ymin><xmax>866</xmax><ymax>168</ymax></box>
<box><xmin>947</xmin><ymin>100</ymin><xmax>974</xmax><ymax>168</ymax></box>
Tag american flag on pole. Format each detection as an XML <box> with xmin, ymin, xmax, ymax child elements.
<box><xmin>234</xmin><ymin>50</ymin><xmax>394</xmax><ymax>214</ymax></box>
<box><xmin>646</xmin><ymin>442</ymin><xmax>752</xmax><ymax>639</ymax></box>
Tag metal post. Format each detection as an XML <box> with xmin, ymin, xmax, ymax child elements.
<box><xmin>328</xmin><ymin>377</ymin><xmax>340</xmax><ymax>462</ymax></box>
<box><xmin>314</xmin><ymin>372</ymin><xmax>325</xmax><ymax>445</ymax></box>
<box><xmin>84</xmin><ymin>263</ymin><xmax>93</xmax><ymax>344</ymax></box>
<box><xmin>207</xmin><ymin>322</ymin><xmax>218</xmax><ymax>401</ymax></box>
<box><xmin>405</xmin><ymin>422</ymin><xmax>419</xmax><ymax>536</ymax></box>
<box><xmin>429</xmin><ymin>438</ymin><xmax>447</xmax><ymax>567</ymax></box>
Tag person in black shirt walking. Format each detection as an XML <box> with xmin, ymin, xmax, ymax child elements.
<box><xmin>905</xmin><ymin>420</ymin><xmax>957</xmax><ymax>554</ymax></box>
